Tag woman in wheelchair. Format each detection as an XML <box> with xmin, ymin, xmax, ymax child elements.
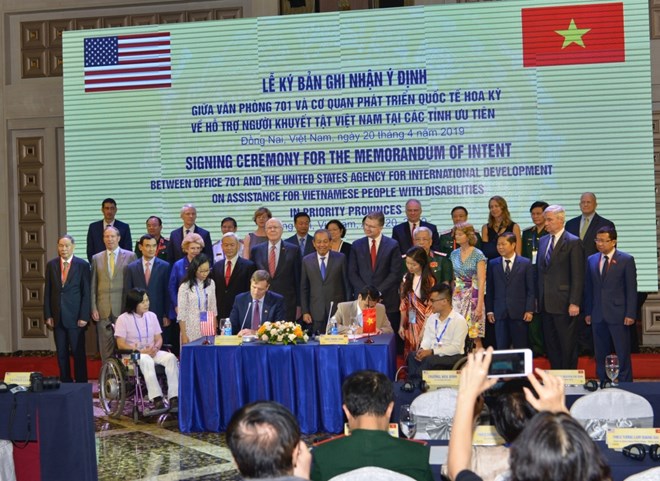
<box><xmin>115</xmin><ymin>288</ymin><xmax>179</xmax><ymax>413</ymax></box>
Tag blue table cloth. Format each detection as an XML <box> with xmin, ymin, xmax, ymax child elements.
<box><xmin>179</xmin><ymin>334</ymin><xmax>396</xmax><ymax>434</ymax></box>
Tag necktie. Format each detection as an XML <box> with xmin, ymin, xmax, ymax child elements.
<box><xmin>225</xmin><ymin>260</ymin><xmax>232</xmax><ymax>286</ymax></box>
<box><xmin>61</xmin><ymin>261</ymin><xmax>69</xmax><ymax>284</ymax></box>
<box><xmin>411</xmin><ymin>223</ymin><xmax>417</xmax><ymax>239</ymax></box>
<box><xmin>504</xmin><ymin>259</ymin><xmax>511</xmax><ymax>280</ymax></box>
<box><xmin>545</xmin><ymin>235</ymin><xmax>555</xmax><ymax>265</ymax></box>
<box><xmin>185</xmin><ymin>229</ymin><xmax>191</xmax><ymax>236</ymax></box>
<box><xmin>602</xmin><ymin>255</ymin><xmax>609</xmax><ymax>279</ymax></box>
<box><xmin>299</xmin><ymin>237</ymin><xmax>305</xmax><ymax>256</ymax></box>
<box><xmin>144</xmin><ymin>262</ymin><xmax>151</xmax><ymax>285</ymax></box>
<box><xmin>251</xmin><ymin>300</ymin><xmax>261</xmax><ymax>330</ymax></box>
<box><xmin>320</xmin><ymin>257</ymin><xmax>326</xmax><ymax>280</ymax></box>
<box><xmin>269</xmin><ymin>245</ymin><xmax>277</xmax><ymax>276</ymax></box>
<box><xmin>109</xmin><ymin>251</ymin><xmax>115</xmax><ymax>277</ymax></box>
<box><xmin>370</xmin><ymin>239</ymin><xmax>377</xmax><ymax>270</ymax></box>
<box><xmin>580</xmin><ymin>217</ymin><xmax>589</xmax><ymax>240</ymax></box>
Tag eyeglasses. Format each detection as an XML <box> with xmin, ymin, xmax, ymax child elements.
<box><xmin>429</xmin><ymin>297</ymin><xmax>448</xmax><ymax>303</ymax></box>
<box><xmin>197</xmin><ymin>269</ymin><xmax>210</xmax><ymax>274</ymax></box>
<box><xmin>623</xmin><ymin>444</ymin><xmax>660</xmax><ymax>461</ymax></box>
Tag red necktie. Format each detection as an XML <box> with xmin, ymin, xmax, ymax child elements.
<box><xmin>370</xmin><ymin>239</ymin><xmax>377</xmax><ymax>271</ymax></box>
<box><xmin>269</xmin><ymin>245</ymin><xmax>277</xmax><ymax>276</ymax></box>
<box><xmin>225</xmin><ymin>260</ymin><xmax>232</xmax><ymax>286</ymax></box>
<box><xmin>61</xmin><ymin>261</ymin><xmax>69</xmax><ymax>284</ymax></box>
<box><xmin>411</xmin><ymin>223</ymin><xmax>417</xmax><ymax>239</ymax></box>
<box><xmin>144</xmin><ymin>262</ymin><xmax>151</xmax><ymax>285</ymax></box>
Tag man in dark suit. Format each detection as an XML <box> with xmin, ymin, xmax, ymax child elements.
<box><xmin>134</xmin><ymin>216</ymin><xmax>169</xmax><ymax>261</ymax></box>
<box><xmin>251</xmin><ymin>218</ymin><xmax>301</xmax><ymax>322</ymax></box>
<box><xmin>44</xmin><ymin>235</ymin><xmax>91</xmax><ymax>383</ymax></box>
<box><xmin>300</xmin><ymin>229</ymin><xmax>349</xmax><ymax>334</ymax></box>
<box><xmin>165</xmin><ymin>203</ymin><xmax>213</xmax><ymax>264</ymax></box>
<box><xmin>285</xmin><ymin>211</ymin><xmax>316</xmax><ymax>258</ymax></box>
<box><xmin>86</xmin><ymin>198</ymin><xmax>132</xmax><ymax>262</ymax></box>
<box><xmin>537</xmin><ymin>205</ymin><xmax>585</xmax><ymax>369</ymax></box>
<box><xmin>124</xmin><ymin>234</ymin><xmax>172</xmax><ymax>341</ymax></box>
<box><xmin>565</xmin><ymin>192</ymin><xmax>615</xmax><ymax>258</ymax></box>
<box><xmin>486</xmin><ymin>232</ymin><xmax>535</xmax><ymax>349</ymax></box>
<box><xmin>585</xmin><ymin>226</ymin><xmax>637</xmax><ymax>383</ymax></box>
<box><xmin>348</xmin><ymin>211</ymin><xmax>402</xmax><ymax>347</ymax></box>
<box><xmin>211</xmin><ymin>232</ymin><xmax>256</xmax><ymax>320</ymax></box>
<box><xmin>91</xmin><ymin>226</ymin><xmax>137</xmax><ymax>362</ymax></box>
<box><xmin>392</xmin><ymin>199</ymin><xmax>440</xmax><ymax>253</ymax></box>
<box><xmin>229</xmin><ymin>270</ymin><xmax>286</xmax><ymax>335</ymax></box>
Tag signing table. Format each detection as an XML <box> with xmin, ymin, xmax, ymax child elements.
<box><xmin>179</xmin><ymin>334</ymin><xmax>396</xmax><ymax>434</ymax></box>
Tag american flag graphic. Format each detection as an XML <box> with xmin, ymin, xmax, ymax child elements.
<box><xmin>200</xmin><ymin>311</ymin><xmax>216</xmax><ymax>337</ymax></box>
<box><xmin>83</xmin><ymin>32</ymin><xmax>171</xmax><ymax>93</ymax></box>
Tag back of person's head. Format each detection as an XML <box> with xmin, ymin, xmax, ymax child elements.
<box><xmin>490</xmin><ymin>379</ymin><xmax>537</xmax><ymax>443</ymax></box>
<box><xmin>226</xmin><ymin>401</ymin><xmax>301</xmax><ymax>478</ymax></box>
<box><xmin>342</xmin><ymin>370</ymin><xmax>393</xmax><ymax>417</ymax></box>
<box><xmin>510</xmin><ymin>412</ymin><xmax>612</xmax><ymax>481</ymax></box>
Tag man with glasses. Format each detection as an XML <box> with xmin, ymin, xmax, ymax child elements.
<box><xmin>406</xmin><ymin>284</ymin><xmax>468</xmax><ymax>380</ymax></box>
<box><xmin>331</xmin><ymin>285</ymin><xmax>393</xmax><ymax>334</ymax></box>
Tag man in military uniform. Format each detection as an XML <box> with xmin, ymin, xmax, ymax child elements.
<box><xmin>401</xmin><ymin>226</ymin><xmax>452</xmax><ymax>286</ymax></box>
<box><xmin>521</xmin><ymin>201</ymin><xmax>549</xmax><ymax>357</ymax></box>
<box><xmin>438</xmin><ymin>206</ymin><xmax>482</xmax><ymax>256</ymax></box>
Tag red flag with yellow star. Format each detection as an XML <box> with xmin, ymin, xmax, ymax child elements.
<box><xmin>521</xmin><ymin>3</ymin><xmax>624</xmax><ymax>67</ymax></box>
<box><xmin>362</xmin><ymin>308</ymin><xmax>377</xmax><ymax>334</ymax></box>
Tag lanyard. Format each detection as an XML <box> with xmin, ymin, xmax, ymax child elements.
<box><xmin>195</xmin><ymin>282</ymin><xmax>208</xmax><ymax>311</ymax></box>
<box><xmin>132</xmin><ymin>314</ymin><xmax>149</xmax><ymax>345</ymax></box>
<box><xmin>435</xmin><ymin>316</ymin><xmax>450</xmax><ymax>345</ymax></box>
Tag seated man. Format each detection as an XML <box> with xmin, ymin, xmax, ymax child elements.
<box><xmin>332</xmin><ymin>285</ymin><xmax>393</xmax><ymax>334</ymax></box>
<box><xmin>229</xmin><ymin>270</ymin><xmax>286</xmax><ymax>336</ymax></box>
<box><xmin>226</xmin><ymin>401</ymin><xmax>311</xmax><ymax>481</ymax></box>
<box><xmin>114</xmin><ymin>288</ymin><xmax>179</xmax><ymax>414</ymax></box>
<box><xmin>311</xmin><ymin>370</ymin><xmax>433</xmax><ymax>481</ymax></box>
<box><xmin>407</xmin><ymin>284</ymin><xmax>468</xmax><ymax>380</ymax></box>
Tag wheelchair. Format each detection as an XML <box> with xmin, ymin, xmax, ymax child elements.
<box><xmin>98</xmin><ymin>348</ymin><xmax>175</xmax><ymax>422</ymax></box>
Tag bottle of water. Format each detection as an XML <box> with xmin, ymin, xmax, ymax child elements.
<box><xmin>329</xmin><ymin>316</ymin><xmax>338</xmax><ymax>335</ymax></box>
<box><xmin>222</xmin><ymin>318</ymin><xmax>232</xmax><ymax>336</ymax></box>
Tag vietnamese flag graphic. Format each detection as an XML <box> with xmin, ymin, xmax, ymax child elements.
<box><xmin>362</xmin><ymin>308</ymin><xmax>377</xmax><ymax>334</ymax></box>
<box><xmin>522</xmin><ymin>2</ymin><xmax>624</xmax><ymax>67</ymax></box>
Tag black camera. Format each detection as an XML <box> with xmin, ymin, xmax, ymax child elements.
<box><xmin>29</xmin><ymin>372</ymin><xmax>60</xmax><ymax>392</ymax></box>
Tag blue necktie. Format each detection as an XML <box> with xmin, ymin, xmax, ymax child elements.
<box><xmin>299</xmin><ymin>237</ymin><xmax>305</xmax><ymax>256</ymax></box>
<box><xmin>545</xmin><ymin>235</ymin><xmax>555</xmax><ymax>264</ymax></box>
<box><xmin>320</xmin><ymin>257</ymin><xmax>326</xmax><ymax>280</ymax></box>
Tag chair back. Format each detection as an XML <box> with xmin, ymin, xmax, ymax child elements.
<box><xmin>570</xmin><ymin>388</ymin><xmax>654</xmax><ymax>440</ymax></box>
<box><xmin>410</xmin><ymin>388</ymin><xmax>457</xmax><ymax>440</ymax></box>
<box><xmin>329</xmin><ymin>466</ymin><xmax>415</xmax><ymax>481</ymax></box>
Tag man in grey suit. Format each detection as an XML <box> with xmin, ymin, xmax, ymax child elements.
<box><xmin>300</xmin><ymin>229</ymin><xmax>349</xmax><ymax>334</ymax></box>
<box><xmin>333</xmin><ymin>285</ymin><xmax>393</xmax><ymax>335</ymax></box>
<box><xmin>91</xmin><ymin>225</ymin><xmax>137</xmax><ymax>362</ymax></box>
<box><xmin>537</xmin><ymin>205</ymin><xmax>585</xmax><ymax>369</ymax></box>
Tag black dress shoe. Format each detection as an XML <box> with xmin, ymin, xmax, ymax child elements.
<box><xmin>169</xmin><ymin>396</ymin><xmax>178</xmax><ymax>413</ymax></box>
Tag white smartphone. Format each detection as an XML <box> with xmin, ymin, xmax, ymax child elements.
<box><xmin>487</xmin><ymin>349</ymin><xmax>533</xmax><ymax>379</ymax></box>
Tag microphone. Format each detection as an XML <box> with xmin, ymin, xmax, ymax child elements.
<box><xmin>240</xmin><ymin>298</ymin><xmax>253</xmax><ymax>330</ymax></box>
<box><xmin>326</xmin><ymin>301</ymin><xmax>334</xmax><ymax>326</ymax></box>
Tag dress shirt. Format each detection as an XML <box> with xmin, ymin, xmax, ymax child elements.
<box><xmin>107</xmin><ymin>247</ymin><xmax>120</xmax><ymax>272</ymax></box>
<box><xmin>502</xmin><ymin>254</ymin><xmax>516</xmax><ymax>270</ymax></box>
<box><xmin>368</xmin><ymin>234</ymin><xmax>383</xmax><ymax>253</ymax></box>
<box><xmin>420</xmin><ymin>308</ymin><xmax>468</xmax><ymax>356</ymax></box>
<box><xmin>600</xmin><ymin>248</ymin><xmax>616</xmax><ymax>273</ymax></box>
<box><xmin>225</xmin><ymin>255</ymin><xmax>239</xmax><ymax>277</ymax></box>
<box><xmin>212</xmin><ymin>242</ymin><xmax>225</xmax><ymax>262</ymax></box>
<box><xmin>317</xmin><ymin>253</ymin><xmax>328</xmax><ymax>270</ymax></box>
<box><xmin>546</xmin><ymin>228</ymin><xmax>565</xmax><ymax>257</ymax></box>
<box><xmin>580</xmin><ymin>215</ymin><xmax>593</xmax><ymax>234</ymax></box>
<box><xmin>269</xmin><ymin>240</ymin><xmax>282</xmax><ymax>266</ymax></box>
<box><xmin>143</xmin><ymin>258</ymin><xmax>153</xmax><ymax>274</ymax></box>
<box><xmin>251</xmin><ymin>297</ymin><xmax>265</xmax><ymax>320</ymax></box>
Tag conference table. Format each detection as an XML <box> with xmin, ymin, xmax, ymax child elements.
<box><xmin>0</xmin><ymin>383</ymin><xmax>97</xmax><ymax>481</ymax></box>
<box><xmin>179</xmin><ymin>334</ymin><xmax>396</xmax><ymax>434</ymax></box>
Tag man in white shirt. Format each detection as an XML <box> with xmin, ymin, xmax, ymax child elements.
<box><xmin>406</xmin><ymin>284</ymin><xmax>468</xmax><ymax>379</ymax></box>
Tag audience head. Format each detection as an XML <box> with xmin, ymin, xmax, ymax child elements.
<box><xmin>529</xmin><ymin>201</ymin><xmax>549</xmax><ymax>228</ymax></box>
<box><xmin>101</xmin><ymin>198</ymin><xmax>118</xmax><ymax>222</ymax></box>
<box><xmin>453</xmin><ymin>222</ymin><xmax>478</xmax><ymax>247</ymax></box>
<box><xmin>510</xmin><ymin>411</ymin><xmax>611</xmax><ymax>481</ymax></box>
<box><xmin>363</xmin><ymin>211</ymin><xmax>385</xmax><ymax>239</ymax></box>
<box><xmin>595</xmin><ymin>226</ymin><xmax>617</xmax><ymax>254</ymax></box>
<box><xmin>180</xmin><ymin>204</ymin><xmax>197</xmax><ymax>228</ymax></box>
<box><xmin>182</xmin><ymin>232</ymin><xmax>205</xmax><ymax>259</ymax></box>
<box><xmin>103</xmin><ymin>225</ymin><xmax>121</xmax><ymax>250</ymax></box>
<box><xmin>451</xmin><ymin>206</ymin><xmax>469</xmax><ymax>225</ymax></box>
<box><xmin>293</xmin><ymin>212</ymin><xmax>311</xmax><ymax>237</ymax></box>
<box><xmin>265</xmin><ymin>218</ymin><xmax>284</xmax><ymax>242</ymax></box>
<box><xmin>405</xmin><ymin>199</ymin><xmax>422</xmax><ymax>223</ymax></box>
<box><xmin>580</xmin><ymin>192</ymin><xmax>598</xmax><ymax>216</ymax></box>
<box><xmin>146</xmin><ymin>216</ymin><xmax>163</xmax><ymax>238</ymax></box>
<box><xmin>124</xmin><ymin>287</ymin><xmax>149</xmax><ymax>314</ymax></box>
<box><xmin>226</xmin><ymin>401</ymin><xmax>303</xmax><ymax>479</ymax></box>
<box><xmin>488</xmin><ymin>195</ymin><xmax>513</xmax><ymax>227</ymax></box>
<box><xmin>250</xmin><ymin>270</ymin><xmax>271</xmax><ymax>300</ymax></box>
<box><xmin>138</xmin><ymin>234</ymin><xmax>158</xmax><ymax>260</ymax></box>
<box><xmin>221</xmin><ymin>217</ymin><xmax>238</xmax><ymax>234</ymax></box>
<box><xmin>325</xmin><ymin>219</ymin><xmax>347</xmax><ymax>241</ymax></box>
<box><xmin>185</xmin><ymin>254</ymin><xmax>211</xmax><ymax>288</ymax></box>
<box><xmin>413</xmin><ymin>226</ymin><xmax>433</xmax><ymax>253</ymax></box>
<box><xmin>221</xmin><ymin>232</ymin><xmax>240</xmax><ymax>259</ymax></box>
<box><xmin>313</xmin><ymin>229</ymin><xmax>331</xmax><ymax>256</ymax></box>
<box><xmin>496</xmin><ymin>232</ymin><xmax>517</xmax><ymax>258</ymax></box>
<box><xmin>543</xmin><ymin>205</ymin><xmax>566</xmax><ymax>235</ymax></box>
<box><xmin>357</xmin><ymin>285</ymin><xmax>381</xmax><ymax>310</ymax></box>
<box><xmin>57</xmin><ymin>235</ymin><xmax>75</xmax><ymax>259</ymax></box>
<box><xmin>490</xmin><ymin>379</ymin><xmax>537</xmax><ymax>444</ymax></box>
<box><xmin>253</xmin><ymin>207</ymin><xmax>273</xmax><ymax>228</ymax></box>
<box><xmin>428</xmin><ymin>284</ymin><xmax>452</xmax><ymax>314</ymax></box>
<box><xmin>342</xmin><ymin>370</ymin><xmax>394</xmax><ymax>423</ymax></box>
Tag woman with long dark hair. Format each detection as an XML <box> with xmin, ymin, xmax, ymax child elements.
<box><xmin>177</xmin><ymin>254</ymin><xmax>217</xmax><ymax>345</ymax></box>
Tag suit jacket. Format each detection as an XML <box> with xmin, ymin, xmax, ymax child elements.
<box><xmin>537</xmin><ymin>231</ymin><xmax>584</xmax><ymax>314</ymax></box>
<box><xmin>165</xmin><ymin>225</ymin><xmax>213</xmax><ymax>264</ymax></box>
<box><xmin>44</xmin><ymin>256</ymin><xmax>91</xmax><ymax>328</ymax></box>
<box><xmin>123</xmin><ymin>257</ymin><xmax>171</xmax><ymax>323</ymax></box>
<box><xmin>91</xmin><ymin>248</ymin><xmax>137</xmax><ymax>318</ymax></box>
<box><xmin>310</xmin><ymin>429</ymin><xmax>433</xmax><ymax>481</ymax></box>
<box><xmin>229</xmin><ymin>290</ymin><xmax>286</xmax><ymax>334</ymax></box>
<box><xmin>486</xmin><ymin>256</ymin><xmax>535</xmax><ymax>320</ymax></box>
<box><xmin>392</xmin><ymin>220</ymin><xmax>441</xmax><ymax>253</ymax></box>
<box><xmin>333</xmin><ymin>301</ymin><xmax>393</xmax><ymax>334</ymax></box>
<box><xmin>565</xmin><ymin>212</ymin><xmax>615</xmax><ymax>258</ymax></box>
<box><xmin>348</xmin><ymin>236</ymin><xmax>402</xmax><ymax>312</ymax></box>
<box><xmin>285</xmin><ymin>233</ymin><xmax>316</xmax><ymax>257</ymax></box>
<box><xmin>86</xmin><ymin>219</ymin><xmax>132</xmax><ymax>262</ymax></box>
<box><xmin>251</xmin><ymin>240</ymin><xmax>301</xmax><ymax>321</ymax></box>
<box><xmin>211</xmin><ymin>256</ymin><xmax>256</xmax><ymax>319</ymax></box>
<box><xmin>300</xmin><ymin>251</ymin><xmax>349</xmax><ymax>324</ymax></box>
<box><xmin>584</xmin><ymin>250</ymin><xmax>637</xmax><ymax>324</ymax></box>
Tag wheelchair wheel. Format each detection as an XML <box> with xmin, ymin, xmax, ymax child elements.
<box><xmin>452</xmin><ymin>356</ymin><xmax>468</xmax><ymax>371</ymax></box>
<box><xmin>99</xmin><ymin>358</ymin><xmax>126</xmax><ymax>417</ymax></box>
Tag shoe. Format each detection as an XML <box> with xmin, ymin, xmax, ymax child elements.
<box><xmin>168</xmin><ymin>396</ymin><xmax>178</xmax><ymax>413</ymax></box>
<box><xmin>145</xmin><ymin>396</ymin><xmax>168</xmax><ymax>415</ymax></box>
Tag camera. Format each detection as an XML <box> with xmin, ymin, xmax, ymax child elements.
<box><xmin>29</xmin><ymin>372</ymin><xmax>61</xmax><ymax>392</ymax></box>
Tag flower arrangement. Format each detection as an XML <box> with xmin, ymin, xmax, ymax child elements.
<box><xmin>257</xmin><ymin>321</ymin><xmax>309</xmax><ymax>345</ymax></box>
